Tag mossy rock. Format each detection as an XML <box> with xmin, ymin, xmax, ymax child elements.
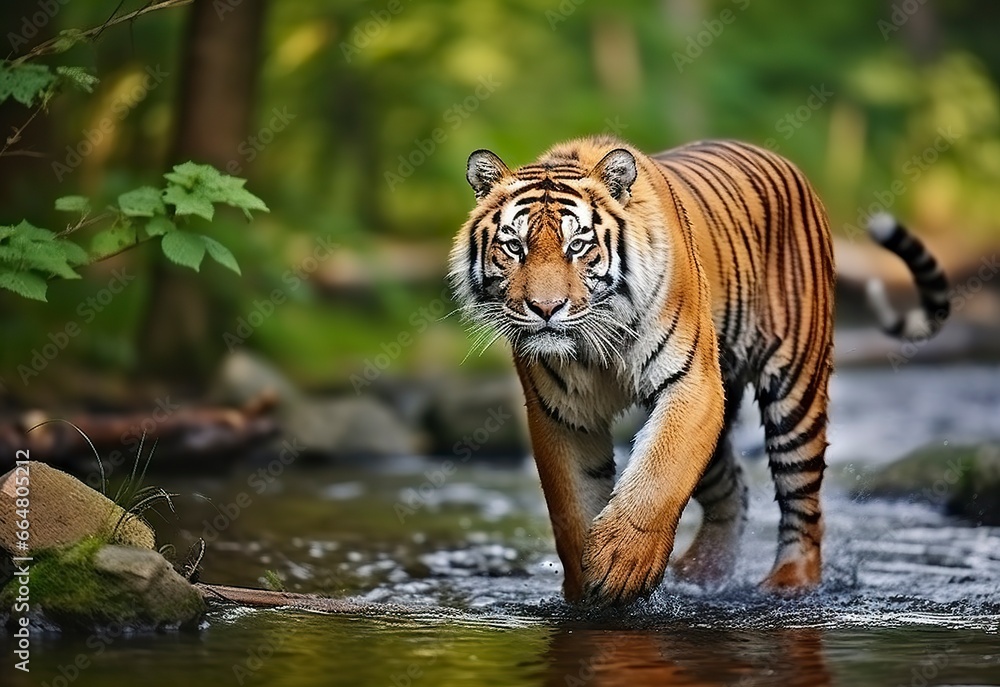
<box><xmin>854</xmin><ymin>443</ymin><xmax>1000</xmax><ymax>525</ymax></box>
<box><xmin>1</xmin><ymin>538</ymin><xmax>204</xmax><ymax>632</ymax></box>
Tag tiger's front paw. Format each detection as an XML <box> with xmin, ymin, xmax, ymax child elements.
<box><xmin>580</xmin><ymin>513</ymin><xmax>673</xmax><ymax>607</ymax></box>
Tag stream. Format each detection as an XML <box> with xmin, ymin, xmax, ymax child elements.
<box><xmin>5</xmin><ymin>364</ymin><xmax>1000</xmax><ymax>686</ymax></box>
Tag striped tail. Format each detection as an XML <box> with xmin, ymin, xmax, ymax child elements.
<box><xmin>864</xmin><ymin>212</ymin><xmax>950</xmax><ymax>340</ymax></box>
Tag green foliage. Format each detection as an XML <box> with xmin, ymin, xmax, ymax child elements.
<box><xmin>49</xmin><ymin>29</ymin><xmax>88</xmax><ymax>56</ymax></box>
<box><xmin>154</xmin><ymin>162</ymin><xmax>268</xmax><ymax>272</ymax></box>
<box><xmin>0</xmin><ymin>221</ymin><xmax>88</xmax><ymax>301</ymax></box>
<box><xmin>89</xmin><ymin>225</ymin><xmax>138</xmax><ymax>261</ymax></box>
<box><xmin>0</xmin><ymin>63</ymin><xmax>55</xmax><ymax>106</ymax></box>
<box><xmin>0</xmin><ymin>163</ymin><xmax>265</xmax><ymax>299</ymax></box>
<box><xmin>202</xmin><ymin>236</ymin><xmax>241</xmax><ymax>275</ymax></box>
<box><xmin>54</xmin><ymin>195</ymin><xmax>91</xmax><ymax>214</ymax></box>
<box><xmin>163</xmin><ymin>162</ymin><xmax>270</xmax><ymax>221</ymax></box>
<box><xmin>262</xmin><ymin>570</ymin><xmax>286</xmax><ymax>592</ymax></box>
<box><xmin>118</xmin><ymin>187</ymin><xmax>165</xmax><ymax>218</ymax></box>
<box><xmin>161</xmin><ymin>231</ymin><xmax>207</xmax><ymax>271</ymax></box>
<box><xmin>0</xmin><ymin>61</ymin><xmax>98</xmax><ymax>107</ymax></box>
<box><xmin>145</xmin><ymin>216</ymin><xmax>176</xmax><ymax>237</ymax></box>
<box><xmin>54</xmin><ymin>66</ymin><xmax>99</xmax><ymax>94</ymax></box>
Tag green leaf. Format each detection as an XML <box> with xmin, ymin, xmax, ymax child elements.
<box><xmin>162</xmin><ymin>161</ymin><xmax>205</xmax><ymax>189</ymax></box>
<box><xmin>163</xmin><ymin>184</ymin><xmax>214</xmax><ymax>220</ymax></box>
<box><xmin>0</xmin><ymin>269</ymin><xmax>47</xmax><ymax>301</ymax></box>
<box><xmin>163</xmin><ymin>161</ymin><xmax>269</xmax><ymax>220</ymax></box>
<box><xmin>55</xmin><ymin>195</ymin><xmax>91</xmax><ymax>214</ymax></box>
<box><xmin>55</xmin><ymin>65</ymin><xmax>98</xmax><ymax>93</ymax></box>
<box><xmin>206</xmin><ymin>174</ymin><xmax>269</xmax><ymax>219</ymax></box>
<box><xmin>145</xmin><ymin>216</ymin><xmax>175</xmax><ymax>238</ymax></box>
<box><xmin>90</xmin><ymin>225</ymin><xmax>138</xmax><ymax>261</ymax></box>
<box><xmin>0</xmin><ymin>222</ymin><xmax>87</xmax><ymax>299</ymax></box>
<box><xmin>118</xmin><ymin>186</ymin><xmax>165</xmax><ymax>217</ymax></box>
<box><xmin>161</xmin><ymin>232</ymin><xmax>206</xmax><ymax>271</ymax></box>
<box><xmin>0</xmin><ymin>221</ymin><xmax>83</xmax><ymax>280</ymax></box>
<box><xmin>60</xmin><ymin>239</ymin><xmax>89</xmax><ymax>266</ymax></box>
<box><xmin>21</xmin><ymin>241</ymin><xmax>81</xmax><ymax>279</ymax></box>
<box><xmin>201</xmin><ymin>235</ymin><xmax>241</xmax><ymax>275</ymax></box>
<box><xmin>0</xmin><ymin>63</ymin><xmax>57</xmax><ymax>107</ymax></box>
<box><xmin>8</xmin><ymin>219</ymin><xmax>54</xmax><ymax>242</ymax></box>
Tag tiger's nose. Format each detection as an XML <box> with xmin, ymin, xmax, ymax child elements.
<box><xmin>526</xmin><ymin>298</ymin><xmax>568</xmax><ymax>321</ymax></box>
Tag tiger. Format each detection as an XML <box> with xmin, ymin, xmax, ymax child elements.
<box><xmin>448</xmin><ymin>135</ymin><xmax>950</xmax><ymax>606</ymax></box>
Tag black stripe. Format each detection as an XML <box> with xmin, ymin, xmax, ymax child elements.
<box><xmin>532</xmin><ymin>381</ymin><xmax>588</xmax><ymax>434</ymax></box>
<box><xmin>769</xmin><ymin>453</ymin><xmax>826</xmax><ymax>475</ymax></box>
<box><xmin>538</xmin><ymin>358</ymin><xmax>568</xmax><ymax>394</ymax></box>
<box><xmin>779</xmin><ymin>525</ymin><xmax>821</xmax><ymax>547</ymax></box>
<box><xmin>912</xmin><ymin>253</ymin><xmax>936</xmax><ymax>272</ymax></box>
<box><xmin>693</xmin><ymin>470</ymin><xmax>739</xmax><ymax>506</ymax></box>
<box><xmin>916</xmin><ymin>271</ymin><xmax>947</xmax><ymax>293</ymax></box>
<box><xmin>641</xmin><ymin>299</ymin><xmax>684</xmax><ymax>376</ymax></box>
<box><xmin>611</xmin><ymin>214</ymin><xmax>630</xmax><ymax>300</ymax></box>
<box><xmin>885</xmin><ymin>319</ymin><xmax>906</xmax><ymax>337</ymax></box>
<box><xmin>783</xmin><ymin>475</ymin><xmax>823</xmax><ymax>499</ymax></box>
<box><xmin>643</xmin><ymin>329</ymin><xmax>700</xmax><ymax>407</ymax></box>
<box><xmin>778</xmin><ymin>503</ymin><xmax>822</xmax><ymax>524</ymax></box>
<box><xmin>467</xmin><ymin>227</ymin><xmax>479</xmax><ymax>290</ymax></box>
<box><xmin>585</xmin><ymin>456</ymin><xmax>616</xmax><ymax>480</ymax></box>
<box><xmin>515</xmin><ymin>178</ymin><xmax>584</xmax><ymax>196</ymax></box>
<box><xmin>694</xmin><ymin>459</ymin><xmax>731</xmax><ymax>496</ymax></box>
<box><xmin>514</xmin><ymin>195</ymin><xmax>546</xmax><ymax>206</ymax></box>
<box><xmin>766</xmin><ymin>411</ymin><xmax>827</xmax><ymax>454</ymax></box>
<box><xmin>763</xmin><ymin>381</ymin><xmax>817</xmax><ymax>438</ymax></box>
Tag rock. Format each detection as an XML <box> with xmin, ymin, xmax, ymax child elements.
<box><xmin>93</xmin><ymin>545</ymin><xmax>168</xmax><ymax>590</ymax></box>
<box><xmin>423</xmin><ymin>375</ymin><xmax>526</xmax><ymax>459</ymax></box>
<box><xmin>210</xmin><ymin>350</ymin><xmax>304</xmax><ymax>409</ymax></box>
<box><xmin>0</xmin><ymin>462</ymin><xmax>154</xmax><ymax>555</ymax></box>
<box><xmin>1</xmin><ymin>539</ymin><xmax>204</xmax><ymax>631</ymax></box>
<box><xmin>287</xmin><ymin>396</ymin><xmax>426</xmax><ymax>458</ymax></box>
<box><xmin>855</xmin><ymin>443</ymin><xmax>1000</xmax><ymax>525</ymax></box>
<box><xmin>211</xmin><ymin>350</ymin><xmax>424</xmax><ymax>458</ymax></box>
<box><xmin>93</xmin><ymin>546</ymin><xmax>205</xmax><ymax>625</ymax></box>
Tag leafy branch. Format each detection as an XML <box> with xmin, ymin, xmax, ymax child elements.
<box><xmin>1</xmin><ymin>0</ymin><xmax>191</xmax><ymax>157</ymax></box>
<box><xmin>0</xmin><ymin>1</ymin><xmax>257</xmax><ymax>302</ymax></box>
<box><xmin>0</xmin><ymin>162</ymin><xmax>268</xmax><ymax>302</ymax></box>
<box><xmin>9</xmin><ymin>0</ymin><xmax>194</xmax><ymax>64</ymax></box>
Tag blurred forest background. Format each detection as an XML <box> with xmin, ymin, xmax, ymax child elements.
<box><xmin>2</xmin><ymin>0</ymin><xmax>999</xmax><ymax>413</ymax></box>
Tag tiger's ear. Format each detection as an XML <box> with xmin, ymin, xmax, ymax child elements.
<box><xmin>466</xmin><ymin>149</ymin><xmax>511</xmax><ymax>200</ymax></box>
<box><xmin>590</xmin><ymin>148</ymin><xmax>637</xmax><ymax>205</ymax></box>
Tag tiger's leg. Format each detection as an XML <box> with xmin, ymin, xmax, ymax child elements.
<box><xmin>580</xmin><ymin>345</ymin><xmax>725</xmax><ymax>606</ymax></box>
<box><xmin>757</xmin><ymin>352</ymin><xmax>831</xmax><ymax>592</ymax></box>
<box><xmin>517</xmin><ymin>362</ymin><xmax>616</xmax><ymax>603</ymax></box>
<box><xmin>673</xmin><ymin>384</ymin><xmax>748</xmax><ymax>585</ymax></box>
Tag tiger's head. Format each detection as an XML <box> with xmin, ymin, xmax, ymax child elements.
<box><xmin>449</xmin><ymin>141</ymin><xmax>644</xmax><ymax>363</ymax></box>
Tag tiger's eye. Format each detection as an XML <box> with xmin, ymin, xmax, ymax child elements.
<box><xmin>503</xmin><ymin>239</ymin><xmax>523</xmax><ymax>256</ymax></box>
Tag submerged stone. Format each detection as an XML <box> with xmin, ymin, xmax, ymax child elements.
<box><xmin>856</xmin><ymin>443</ymin><xmax>1000</xmax><ymax>525</ymax></box>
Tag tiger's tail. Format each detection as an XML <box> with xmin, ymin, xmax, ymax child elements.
<box><xmin>864</xmin><ymin>212</ymin><xmax>950</xmax><ymax>340</ymax></box>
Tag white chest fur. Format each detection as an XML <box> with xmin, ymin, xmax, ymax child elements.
<box><xmin>531</xmin><ymin>356</ymin><xmax>635</xmax><ymax>431</ymax></box>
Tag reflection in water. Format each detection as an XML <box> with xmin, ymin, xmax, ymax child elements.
<box><xmin>542</xmin><ymin>623</ymin><xmax>830</xmax><ymax>687</ymax></box>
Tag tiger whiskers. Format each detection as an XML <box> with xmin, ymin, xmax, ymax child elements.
<box><xmin>459</xmin><ymin>302</ymin><xmax>519</xmax><ymax>362</ymax></box>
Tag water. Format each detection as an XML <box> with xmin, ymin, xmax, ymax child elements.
<box><xmin>4</xmin><ymin>365</ymin><xmax>1000</xmax><ymax>686</ymax></box>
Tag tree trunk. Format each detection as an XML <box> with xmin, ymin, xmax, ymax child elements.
<box><xmin>138</xmin><ymin>0</ymin><xmax>267</xmax><ymax>384</ymax></box>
